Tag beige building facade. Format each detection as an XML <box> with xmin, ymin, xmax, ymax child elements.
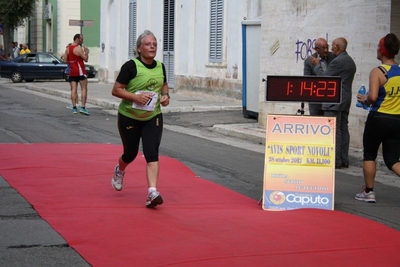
<box><xmin>98</xmin><ymin>0</ymin><xmax>400</xmax><ymax>149</ymax></box>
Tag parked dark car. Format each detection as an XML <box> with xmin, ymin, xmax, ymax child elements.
<box><xmin>0</xmin><ymin>52</ymin><xmax>97</xmax><ymax>83</ymax></box>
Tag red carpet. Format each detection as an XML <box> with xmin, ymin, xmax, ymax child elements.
<box><xmin>1</xmin><ymin>143</ymin><xmax>400</xmax><ymax>266</ymax></box>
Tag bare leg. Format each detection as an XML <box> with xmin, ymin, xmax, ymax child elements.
<box><xmin>118</xmin><ymin>157</ymin><xmax>129</xmax><ymax>171</ymax></box>
<box><xmin>79</xmin><ymin>78</ymin><xmax>88</xmax><ymax>107</ymax></box>
<box><xmin>70</xmin><ymin>82</ymin><xmax>78</xmax><ymax>106</ymax></box>
<box><xmin>390</xmin><ymin>162</ymin><xmax>400</xmax><ymax>176</ymax></box>
<box><xmin>146</xmin><ymin>161</ymin><xmax>159</xmax><ymax>188</ymax></box>
<box><xmin>363</xmin><ymin>160</ymin><xmax>376</xmax><ymax>188</ymax></box>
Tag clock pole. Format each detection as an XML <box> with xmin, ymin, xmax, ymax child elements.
<box><xmin>298</xmin><ymin>102</ymin><xmax>305</xmax><ymax>116</ymax></box>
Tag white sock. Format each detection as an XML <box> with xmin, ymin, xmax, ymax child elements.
<box><xmin>148</xmin><ymin>187</ymin><xmax>157</xmax><ymax>194</ymax></box>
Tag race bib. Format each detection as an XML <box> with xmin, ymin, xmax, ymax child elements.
<box><xmin>132</xmin><ymin>91</ymin><xmax>158</xmax><ymax>111</ymax></box>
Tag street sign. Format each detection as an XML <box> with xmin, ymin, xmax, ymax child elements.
<box><xmin>69</xmin><ymin>20</ymin><xmax>94</xmax><ymax>34</ymax></box>
<box><xmin>82</xmin><ymin>20</ymin><xmax>94</xmax><ymax>27</ymax></box>
<box><xmin>69</xmin><ymin>20</ymin><xmax>82</xmax><ymax>26</ymax></box>
<box><xmin>69</xmin><ymin>20</ymin><xmax>94</xmax><ymax>27</ymax></box>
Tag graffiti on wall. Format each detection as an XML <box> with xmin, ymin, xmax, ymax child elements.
<box><xmin>295</xmin><ymin>34</ymin><xmax>329</xmax><ymax>63</ymax></box>
<box><xmin>295</xmin><ymin>38</ymin><xmax>315</xmax><ymax>63</ymax></box>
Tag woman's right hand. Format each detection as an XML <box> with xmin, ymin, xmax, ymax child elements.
<box><xmin>134</xmin><ymin>92</ymin><xmax>152</xmax><ymax>105</ymax></box>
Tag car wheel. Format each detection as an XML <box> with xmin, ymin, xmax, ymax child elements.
<box><xmin>25</xmin><ymin>79</ymin><xmax>34</xmax><ymax>82</ymax></box>
<box><xmin>11</xmin><ymin>71</ymin><xmax>23</xmax><ymax>83</ymax></box>
<box><xmin>65</xmin><ymin>74</ymin><xmax>69</xmax><ymax>82</ymax></box>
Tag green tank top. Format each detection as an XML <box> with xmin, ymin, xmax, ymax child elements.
<box><xmin>118</xmin><ymin>58</ymin><xmax>164</xmax><ymax>121</ymax></box>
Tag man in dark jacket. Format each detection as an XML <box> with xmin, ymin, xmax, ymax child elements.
<box><xmin>310</xmin><ymin>37</ymin><xmax>357</xmax><ymax>169</ymax></box>
<box><xmin>303</xmin><ymin>38</ymin><xmax>335</xmax><ymax>116</ymax></box>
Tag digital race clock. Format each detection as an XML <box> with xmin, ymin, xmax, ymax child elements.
<box><xmin>266</xmin><ymin>75</ymin><xmax>342</xmax><ymax>103</ymax></box>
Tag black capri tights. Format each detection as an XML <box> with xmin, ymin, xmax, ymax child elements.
<box><xmin>118</xmin><ymin>113</ymin><xmax>163</xmax><ymax>164</ymax></box>
<box><xmin>363</xmin><ymin>112</ymin><xmax>400</xmax><ymax>170</ymax></box>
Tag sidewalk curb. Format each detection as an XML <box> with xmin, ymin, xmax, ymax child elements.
<box><xmin>24</xmin><ymin>84</ymin><xmax>242</xmax><ymax>113</ymax></box>
<box><xmin>25</xmin><ymin>84</ymin><xmax>121</xmax><ymax>110</ymax></box>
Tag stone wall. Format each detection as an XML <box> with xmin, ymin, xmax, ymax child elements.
<box><xmin>174</xmin><ymin>75</ymin><xmax>242</xmax><ymax>99</ymax></box>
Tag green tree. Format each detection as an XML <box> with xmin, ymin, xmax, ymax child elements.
<box><xmin>0</xmin><ymin>0</ymin><xmax>38</xmax><ymax>59</ymax></box>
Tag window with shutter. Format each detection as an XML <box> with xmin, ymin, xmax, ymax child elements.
<box><xmin>163</xmin><ymin>0</ymin><xmax>175</xmax><ymax>87</ymax></box>
<box><xmin>129</xmin><ymin>0</ymin><xmax>137</xmax><ymax>59</ymax></box>
<box><xmin>209</xmin><ymin>0</ymin><xmax>223</xmax><ymax>63</ymax></box>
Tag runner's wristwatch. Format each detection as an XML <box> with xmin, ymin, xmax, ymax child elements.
<box><xmin>161</xmin><ymin>92</ymin><xmax>170</xmax><ymax>99</ymax></box>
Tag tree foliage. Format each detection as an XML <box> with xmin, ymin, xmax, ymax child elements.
<box><xmin>0</xmin><ymin>0</ymin><xmax>39</xmax><ymax>58</ymax></box>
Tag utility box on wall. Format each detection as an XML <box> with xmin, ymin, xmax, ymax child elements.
<box><xmin>241</xmin><ymin>20</ymin><xmax>261</xmax><ymax>119</ymax></box>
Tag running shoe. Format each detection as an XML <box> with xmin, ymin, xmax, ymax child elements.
<box><xmin>146</xmin><ymin>191</ymin><xmax>164</xmax><ymax>208</ymax></box>
<box><xmin>111</xmin><ymin>165</ymin><xmax>125</xmax><ymax>191</ymax></box>
<box><xmin>355</xmin><ymin>186</ymin><xmax>376</xmax><ymax>203</ymax></box>
<box><xmin>79</xmin><ymin>107</ymin><xmax>90</xmax><ymax>115</ymax></box>
<box><xmin>72</xmin><ymin>107</ymin><xmax>78</xmax><ymax>114</ymax></box>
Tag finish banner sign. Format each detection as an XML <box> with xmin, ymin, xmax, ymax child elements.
<box><xmin>262</xmin><ymin>115</ymin><xmax>335</xmax><ymax>211</ymax></box>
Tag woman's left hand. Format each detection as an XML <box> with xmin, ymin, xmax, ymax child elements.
<box><xmin>160</xmin><ymin>95</ymin><xmax>170</xmax><ymax>107</ymax></box>
<box><xmin>356</xmin><ymin>93</ymin><xmax>367</xmax><ymax>103</ymax></box>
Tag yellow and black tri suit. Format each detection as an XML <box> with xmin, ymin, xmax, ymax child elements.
<box><xmin>363</xmin><ymin>64</ymin><xmax>400</xmax><ymax>169</ymax></box>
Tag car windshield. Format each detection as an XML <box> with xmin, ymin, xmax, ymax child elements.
<box><xmin>38</xmin><ymin>53</ymin><xmax>57</xmax><ymax>63</ymax></box>
<box><xmin>24</xmin><ymin>55</ymin><xmax>36</xmax><ymax>63</ymax></box>
<box><xmin>52</xmin><ymin>53</ymin><xmax>64</xmax><ymax>61</ymax></box>
<box><xmin>15</xmin><ymin>55</ymin><xmax>27</xmax><ymax>63</ymax></box>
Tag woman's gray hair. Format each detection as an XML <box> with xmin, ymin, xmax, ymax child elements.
<box><xmin>134</xmin><ymin>30</ymin><xmax>156</xmax><ymax>57</ymax></box>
